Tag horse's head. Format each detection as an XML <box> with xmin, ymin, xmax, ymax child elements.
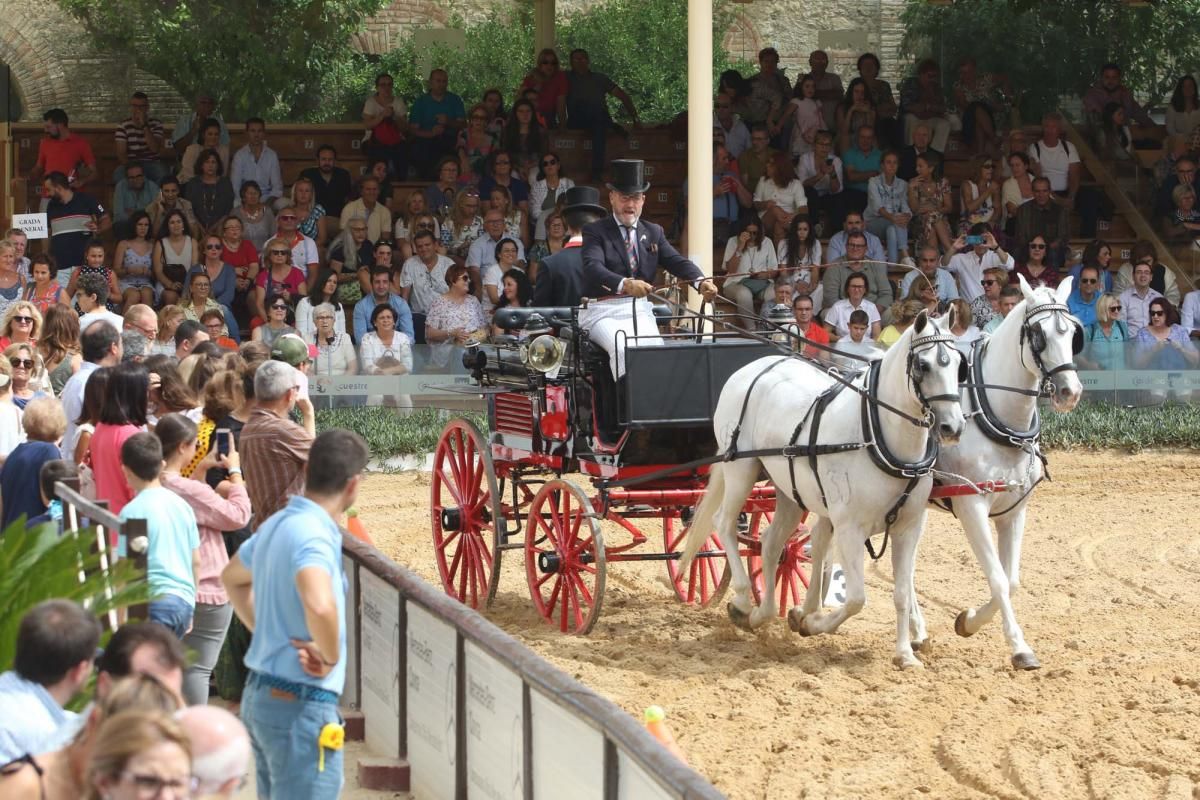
<box><xmin>907</xmin><ymin>310</ymin><xmax>966</xmax><ymax>444</ymax></box>
<box><xmin>1016</xmin><ymin>274</ymin><xmax>1083</xmax><ymax>412</ymax></box>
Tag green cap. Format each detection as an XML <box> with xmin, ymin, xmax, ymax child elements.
<box><xmin>270</xmin><ymin>333</ymin><xmax>311</xmax><ymax>366</ymax></box>
<box><xmin>644</xmin><ymin>705</ymin><xmax>665</xmax><ymax>723</ymax></box>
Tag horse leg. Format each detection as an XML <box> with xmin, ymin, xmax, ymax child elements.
<box><xmin>750</xmin><ymin>495</ymin><xmax>803</xmax><ymax>629</ymax></box>
<box><xmin>889</xmin><ymin>512</ymin><xmax>926</xmax><ymax>670</ymax></box>
<box><xmin>794</xmin><ymin>525</ymin><xmax>866</xmax><ymax>636</ymax></box>
<box><xmin>716</xmin><ymin>460</ymin><xmax>759</xmax><ymax>630</ymax></box>
<box><xmin>996</xmin><ymin>507</ymin><xmax>1039</xmax><ymax>670</ymax></box>
<box><xmin>790</xmin><ymin>514</ymin><xmax>832</xmax><ymax>633</ymax></box>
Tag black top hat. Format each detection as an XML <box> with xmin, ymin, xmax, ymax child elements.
<box><xmin>561</xmin><ymin>185</ymin><xmax>607</xmax><ymax>218</ymax></box>
<box><xmin>606</xmin><ymin>159</ymin><xmax>651</xmax><ymax>194</ymax></box>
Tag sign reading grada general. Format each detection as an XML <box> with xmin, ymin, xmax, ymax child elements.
<box><xmin>11</xmin><ymin>213</ymin><xmax>48</xmax><ymax>240</ymax></box>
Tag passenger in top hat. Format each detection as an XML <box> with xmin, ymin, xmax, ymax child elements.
<box><xmin>580</xmin><ymin>159</ymin><xmax>717</xmax><ymax>378</ymax></box>
<box><xmin>532</xmin><ymin>185</ymin><xmax>606</xmax><ymax>308</ymax></box>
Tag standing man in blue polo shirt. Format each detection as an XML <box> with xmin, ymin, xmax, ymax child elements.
<box><xmin>222</xmin><ymin>428</ymin><xmax>370</xmax><ymax>799</ymax></box>
<box><xmin>409</xmin><ymin>69</ymin><xmax>466</xmax><ymax>181</ymax></box>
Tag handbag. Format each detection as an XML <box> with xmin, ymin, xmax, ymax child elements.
<box><xmin>373</xmin><ymin>117</ymin><xmax>403</xmax><ymax>146</ymax></box>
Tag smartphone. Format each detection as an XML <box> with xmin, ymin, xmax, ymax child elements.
<box><xmin>296</xmin><ymin>369</ymin><xmax>310</xmax><ymax>403</ymax></box>
<box><xmin>965</xmin><ymin>234</ymin><xmax>984</xmax><ymax>246</ymax></box>
<box><xmin>825</xmin><ymin>156</ymin><xmax>834</xmax><ymax>165</ymax></box>
<box><xmin>215</xmin><ymin>428</ymin><xmax>231</xmax><ymax>457</ymax></box>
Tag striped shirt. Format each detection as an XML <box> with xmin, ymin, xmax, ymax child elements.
<box><xmin>115</xmin><ymin>118</ymin><xmax>166</xmax><ymax>163</ymax></box>
<box><xmin>239</xmin><ymin>407</ymin><xmax>312</xmax><ymax>531</ymax></box>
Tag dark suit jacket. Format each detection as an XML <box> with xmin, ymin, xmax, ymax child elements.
<box><xmin>580</xmin><ymin>216</ymin><xmax>702</xmax><ymax>297</ymax></box>
<box><xmin>898</xmin><ymin>145</ymin><xmax>943</xmax><ymax>182</ymax></box>
<box><xmin>533</xmin><ymin>245</ymin><xmax>585</xmax><ymax>307</ymax></box>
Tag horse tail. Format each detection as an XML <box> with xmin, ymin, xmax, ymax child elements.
<box><xmin>678</xmin><ymin>461</ymin><xmax>726</xmax><ymax>572</ymax></box>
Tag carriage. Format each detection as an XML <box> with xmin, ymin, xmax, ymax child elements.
<box><xmin>428</xmin><ymin>300</ymin><xmax>1015</xmax><ymax>635</ymax></box>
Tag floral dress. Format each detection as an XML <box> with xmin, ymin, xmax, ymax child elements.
<box><xmin>426</xmin><ymin>293</ymin><xmax>488</xmax><ymax>367</ymax></box>
<box><xmin>446</xmin><ymin>216</ymin><xmax>484</xmax><ymax>261</ymax></box>
<box><xmin>911</xmin><ymin>176</ymin><xmax>951</xmax><ymax>249</ymax></box>
<box><xmin>457</xmin><ymin>130</ymin><xmax>497</xmax><ymax>184</ymax></box>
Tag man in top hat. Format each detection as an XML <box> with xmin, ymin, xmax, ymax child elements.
<box><xmin>533</xmin><ymin>186</ymin><xmax>607</xmax><ymax>307</ymax></box>
<box><xmin>581</xmin><ymin>159</ymin><xmax>717</xmax><ymax>378</ymax></box>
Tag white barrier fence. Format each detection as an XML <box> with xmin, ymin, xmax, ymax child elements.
<box><xmin>340</xmin><ymin>535</ymin><xmax>724</xmax><ymax>799</ymax></box>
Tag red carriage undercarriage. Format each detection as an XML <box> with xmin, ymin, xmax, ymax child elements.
<box><xmin>430</xmin><ymin>305</ymin><xmax>1012</xmax><ymax>634</ymax></box>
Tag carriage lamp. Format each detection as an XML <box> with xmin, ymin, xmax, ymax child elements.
<box><xmin>522</xmin><ymin>334</ymin><xmax>567</xmax><ymax>374</ymax></box>
<box><xmin>765</xmin><ymin>304</ymin><xmax>795</xmax><ymax>347</ymax></box>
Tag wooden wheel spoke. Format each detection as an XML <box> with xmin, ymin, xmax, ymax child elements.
<box><xmin>438</xmin><ymin>529</ymin><xmax>461</xmax><ymax>552</ymax></box>
<box><xmin>545</xmin><ymin>573</ymin><xmax>563</xmax><ymax>611</ymax></box>
<box><xmin>569</xmin><ymin>569</ymin><xmax>595</xmax><ymax>608</ymax></box>
<box><xmin>535</xmin><ymin>568</ymin><xmax>556</xmax><ymax>589</ymax></box>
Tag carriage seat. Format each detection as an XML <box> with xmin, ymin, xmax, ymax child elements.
<box><xmin>492</xmin><ymin>304</ymin><xmax>672</xmax><ymax>334</ymax></box>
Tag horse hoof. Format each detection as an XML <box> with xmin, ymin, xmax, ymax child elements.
<box><xmin>912</xmin><ymin>637</ymin><xmax>932</xmax><ymax>654</ymax></box>
<box><xmin>954</xmin><ymin>610</ymin><xmax>973</xmax><ymax>638</ymax></box>
<box><xmin>786</xmin><ymin>608</ymin><xmax>813</xmax><ymax>636</ymax></box>
<box><xmin>1011</xmin><ymin>652</ymin><xmax>1041</xmax><ymax>671</ymax></box>
<box><xmin>726</xmin><ymin>603</ymin><xmax>754</xmax><ymax>631</ymax></box>
<box><xmin>893</xmin><ymin>654</ymin><xmax>924</xmax><ymax>670</ymax></box>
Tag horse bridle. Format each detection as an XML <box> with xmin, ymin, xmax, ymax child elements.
<box><xmin>907</xmin><ymin>330</ymin><xmax>966</xmax><ymax>415</ymax></box>
<box><xmin>1020</xmin><ymin>301</ymin><xmax>1081</xmax><ymax>390</ymax></box>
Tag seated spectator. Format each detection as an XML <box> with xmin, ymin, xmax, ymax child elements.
<box><xmin>0</xmin><ymin>242</ymin><xmax>24</xmax><ymax>322</ymax></box>
<box><xmin>806</xmin><ymin>49</ymin><xmax>844</xmax><ymax>131</ymax></box>
<box><xmin>1014</xmin><ymin>234</ymin><xmax>1061</xmax><ymax>289</ymax></box>
<box><xmin>1080</xmin><ymin>292</ymin><xmax>1129</xmax><ymax>371</ymax></box>
<box><xmin>738</xmin><ymin>125</ymin><xmax>777</xmax><ymax>200</ymax></box>
<box><xmin>481</xmin><ymin>87</ymin><xmax>507</xmax><ymax>135</ymax></box>
<box><xmin>360</xmin><ymin>304</ymin><xmax>414</xmax><ymax>376</ymax></box>
<box><xmin>0</xmin><ymin>300</ymin><xmax>42</xmax><ymax>350</ymax></box>
<box><xmin>181</xmin><ymin>272</ymin><xmax>234</xmax><ymax>341</ymax></box>
<box><xmin>147</xmin><ymin>305</ymin><xmax>180</xmax><ymax>357</ymax></box>
<box><xmin>250</xmin><ymin>294</ymin><xmax>298</xmax><ymax>348</ymax></box>
<box><xmin>900</xmin><ymin>244</ymin><xmax>959</xmax><ymax>303</ymax></box>
<box><xmin>944</xmin><ymin>225</ymin><xmax>1014</xmax><ymax>301</ymax></box>
<box><xmin>86</xmin><ymin>710</ymin><xmax>194</xmax><ymax>800</ymax></box>
<box><xmin>5</xmin><ymin>229</ymin><xmax>29</xmax><ymax>283</ymax></box>
<box><xmin>836</xmin><ymin>80</ymin><xmax>878</xmax><ymax>157</ymax></box>
<box><xmin>770</xmin><ymin>278</ymin><xmax>793</xmax><ymax>309</ymax></box>
<box><xmin>155</xmin><ymin>414</ymin><xmax>250</xmax><ymax>705</ymax></box>
<box><xmin>504</xmin><ymin>98</ymin><xmax>545</xmax><ymax>180</ymax></box>
<box><xmin>1116</xmin><ymin>241</ymin><xmax>1180</xmax><ymax>305</ymax></box>
<box><xmin>822</xmin><ymin>231</ymin><xmax>893</xmax><ymax>310</ymax></box>
<box><xmin>230</xmin><ymin>118</ymin><xmax>282</xmax><ymax>204</ymax></box>
<box><xmin>232</xmin><ymin>180</ymin><xmax>275</xmax><ymax>253</ymax></box>
<box><xmin>720</xmin><ymin>220</ymin><xmax>778</xmax><ymax>319</ymax></box>
<box><xmin>0</xmin><ymin>601</ymin><xmax>101</xmax><ymax>763</ymax></box>
<box><xmin>311</xmin><ymin>303</ymin><xmax>357</xmax><ymax>377</ymax></box>
<box><xmin>960</xmin><ymin>156</ymin><xmax>1002</xmax><ymax>234</ymax></box>
<box><xmin>468</xmin><ymin>211</ymin><xmax>526</xmax><ymax>296</ymax></box>
<box><xmin>1067</xmin><ymin>239</ymin><xmax>1119</xmax><ymax>294</ymax></box>
<box><xmin>947</xmin><ymin>298</ymin><xmax>983</xmax><ymax>355</ymax></box>
<box><xmin>113</xmin><ymin>166</ymin><xmax>159</xmax><ymax>241</ymax></box>
<box><xmin>445</xmin><ymin>189</ymin><xmax>485</xmax><ymax>263</ymax></box>
<box><xmin>172</xmin><ymin>92</ymin><xmax>228</xmax><ymax>149</ymax></box>
<box><xmin>1182</xmin><ymin>286</ymin><xmax>1200</xmax><ymax>336</ymax></box>
<box><xmin>529</xmin><ymin>154</ymin><xmax>573</xmax><ymax>243</ymax></box>
<box><xmin>327</xmin><ymin>218</ymin><xmax>372</xmax><ymax>306</ymax></box>
<box><xmin>176</xmin><ymin>705</ymin><xmax>252</xmax><ymax>799</ymax></box>
<box><xmin>788</xmin><ymin>293</ymin><xmax>829</xmax><ymax>359</ymax></box>
<box><xmin>831</xmin><ymin>308</ymin><xmax>882</xmax><ymax>369</ymax></box>
<box><xmin>865</xmin><ymin>150</ymin><xmax>911</xmax><ymax>265</ymax></box>
<box><xmin>528</xmin><ymin>212</ymin><xmax>567</xmax><ymax>278</ymax></box>
<box><xmin>481</xmin><ymin>238</ymin><xmax>523</xmax><ymax>315</ymax></box>
<box><xmin>1119</xmin><ymin>260</ymin><xmax>1163</xmax><ymax>335</ymax></box>
<box><xmin>0</xmin><ymin>397</ymin><xmax>64</xmax><ymax>527</ymax></box>
<box><xmin>1096</xmin><ymin>102</ymin><xmax>1134</xmax><ymax>162</ymax></box>
<box><xmin>75</xmin><ymin>273</ymin><xmax>125</xmax><ymax>333</ymax></box>
<box><xmin>112</xmin><ymin>212</ymin><xmax>156</xmax><ymax>311</ymax></box>
<box><xmin>898</xmin><ymin>122</ymin><xmax>942</xmax><ymax>183</ymax></box>
<box><xmin>153</xmin><ymin>209</ymin><xmax>199</xmax><ymax>307</ymax></box>
<box><xmin>177</xmin><ymin>117</ymin><xmax>227</xmax><ymax>184</ymax></box>
<box><xmin>857</xmin><ymin>52</ymin><xmax>900</xmax><ymax>148</ymax></box>
<box><xmin>970</xmin><ymin>266</ymin><xmax>1009</xmax><ymax>330</ymax></box>
<box><xmin>362</xmin><ymin>73</ymin><xmax>409</xmax><ymax>181</ymax></box>
<box><xmin>1134</xmin><ymin>297</ymin><xmax>1199</xmax><ymax>374</ymax></box>
<box><xmin>753</xmin><ymin>152</ymin><xmax>808</xmax><ymax>243</ymax></box>
<box><xmin>273</xmin><ymin>206</ymin><xmax>320</xmax><ymax>279</ymax></box>
<box><xmin>354</xmin><ymin>267</ymin><xmax>414</xmax><ymax>342</ymax></box>
<box><xmin>183</xmin><ymin>149</ymin><xmax>236</xmax><ymax>232</ymax></box>
<box><xmin>900</xmin><ymin>274</ymin><xmax>943</xmax><ymax>322</ymax></box>
<box><xmin>999</xmin><ymin>128</ymin><xmax>1028</xmax><ymax>178</ymax></box>
<box><xmin>290</xmin><ymin>178</ymin><xmax>328</xmax><ymax>252</ymax></box>
<box><xmin>301</xmin><ymin>144</ymin><xmax>353</xmax><ymax>219</ymax></box>
<box><xmin>521</xmin><ymin>48</ymin><xmax>568</xmax><ymax>129</ymax></box>
<box><xmin>983</xmin><ymin>285</ymin><xmax>1022</xmax><ymax>333</ymax></box>
<box><xmin>1067</xmin><ymin>265</ymin><xmax>1104</xmax><ymax>327</ymax></box>
<box><xmin>478</xmin><ymin>150</ymin><xmax>531</xmax><ymax>219</ymax></box>
<box><xmin>824</xmin><ymin>273</ymin><xmax>881</xmax><ymax>341</ymax></box>
<box><xmin>1167</xmin><ymin>75</ymin><xmax>1200</xmax><ymax>138</ymax></box>
<box><xmin>1165</xmin><ymin>184</ymin><xmax>1200</xmax><ymax>244</ymax></box>
<box><xmin>394</xmin><ymin>191</ymin><xmax>441</xmax><ymax>260</ymax></box>
<box><xmin>797</xmin><ymin>131</ymin><xmax>845</xmax><ymax>234</ymax></box>
<box><xmin>953</xmin><ymin>57</ymin><xmax>1012</xmax><ymax>156</ymax></box>
<box><xmin>426</xmin><ymin>265</ymin><xmax>488</xmax><ymax>358</ymax></box>
<box><xmin>398</xmin><ymin>231</ymin><xmax>453</xmax><ymax>342</ymax></box>
<box><xmin>410</xmin><ymin>69</ymin><xmax>467</xmax><ymax>181</ymax></box>
<box><xmin>145</xmin><ymin>176</ymin><xmax>200</xmax><ymax>241</ymax></box>
<box><xmin>38</xmin><ymin>305</ymin><xmax>78</xmax><ymax>395</ymax></box>
<box><xmin>785</xmin><ymin>75</ymin><xmax>822</xmax><ymax>160</ymax></box>
<box><xmin>253</xmin><ymin>238</ymin><xmax>307</xmax><ymax>323</ymax></box>
<box><xmin>187</xmin><ymin>234</ymin><xmax>237</xmax><ymax>313</ymax></box>
<box><xmin>296</xmin><ymin>268</ymin><xmax>347</xmax><ymax>342</ymax></box>
<box><xmin>23</xmin><ymin>255</ymin><xmax>66</xmax><ymax>317</ymax></box>
<box><xmin>745</xmin><ymin>46</ymin><xmax>791</xmax><ymax>139</ymax></box>
<box><xmin>114</xmin><ymin>92</ymin><xmax>168</xmax><ymax>183</ymax></box>
<box><xmin>684</xmin><ymin>145</ymin><xmax>752</xmax><ymax>262</ymax></box>
<box><xmin>900</xmin><ymin>59</ymin><xmax>952</xmax><ymax>152</ymax></box>
<box><xmin>908</xmin><ymin>152</ymin><xmax>954</xmax><ymax>255</ymax></box>
<box><xmin>775</xmin><ymin>215</ymin><xmax>823</xmax><ymax>312</ymax></box>
<box><xmin>5</xmin><ymin>342</ymin><xmax>46</xmax><ymax>409</ymax></box>
<box><xmin>199</xmin><ymin>309</ymin><xmax>238</xmax><ymax>351</ymax></box>
<box><xmin>488</xmin><ymin>185</ymin><xmax>528</xmax><ymax>247</ymax></box>
<box><xmin>339</xmin><ymin>177</ymin><xmax>391</xmax><ymax>245</ymax></box>
<box><xmin>1029</xmin><ymin>112</ymin><xmax>1106</xmax><ymax>240</ymax></box>
<box><xmin>425</xmin><ymin>157</ymin><xmax>462</xmax><ymax>219</ymax></box>
<box><xmin>362</xmin><ymin>158</ymin><xmax>395</xmax><ymax>209</ymax></box>
<box><xmin>1014</xmin><ymin>177</ymin><xmax>1070</xmax><ymax>266</ymax></box>
<box><xmin>878</xmin><ymin>299</ymin><xmax>925</xmax><ymax>349</ymax></box>
<box><xmin>173</xmin><ymin>319</ymin><xmax>210</xmax><ymax>362</ymax></box>
<box><xmin>1083</xmin><ymin>62</ymin><xmax>1153</xmax><ymax>131</ymax></box>
<box><xmin>826</xmin><ymin>210</ymin><xmax>886</xmax><ymax>264</ymax></box>
<box><xmin>1002</xmin><ymin>151</ymin><xmax>1034</xmax><ymax>236</ymax></box>
<box><xmin>713</xmin><ymin>91</ymin><xmax>751</xmax><ymax>161</ymax></box>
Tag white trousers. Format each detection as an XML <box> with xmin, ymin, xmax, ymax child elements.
<box><xmin>578</xmin><ymin>297</ymin><xmax>663</xmax><ymax>378</ymax></box>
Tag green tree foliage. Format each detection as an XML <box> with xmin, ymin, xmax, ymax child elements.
<box><xmin>54</xmin><ymin>0</ymin><xmax>389</xmax><ymax>120</ymax></box>
<box><xmin>0</xmin><ymin>519</ymin><xmax>148</xmax><ymax>672</ymax></box>
<box><xmin>901</xmin><ymin>0</ymin><xmax>1200</xmax><ymax>122</ymax></box>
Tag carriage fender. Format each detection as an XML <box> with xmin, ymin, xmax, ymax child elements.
<box><xmin>539</xmin><ymin>385</ymin><xmax>570</xmax><ymax>441</ymax></box>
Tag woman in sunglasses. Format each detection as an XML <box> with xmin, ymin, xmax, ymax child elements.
<box><xmin>0</xmin><ymin>300</ymin><xmax>41</xmax><ymax>350</ymax></box>
<box><xmin>252</xmin><ymin>237</ymin><xmax>306</xmax><ymax>325</ymax></box>
<box><xmin>445</xmin><ymin>189</ymin><xmax>485</xmax><ymax>263</ymax></box>
<box><xmin>457</xmin><ymin>103</ymin><xmax>498</xmax><ymax>185</ymax></box>
<box><xmin>968</xmin><ymin>266</ymin><xmax>1008</xmax><ymax>330</ymax></box>
<box><xmin>250</xmin><ymin>292</ymin><xmax>297</xmax><ymax>348</ymax></box>
<box><xmin>180</xmin><ymin>272</ymin><xmax>231</xmax><ymax>339</ymax></box>
<box><xmin>527</xmin><ymin>211</ymin><xmax>566</xmax><ymax>279</ymax></box>
<box><xmin>3</xmin><ymin>343</ymin><xmax>45</xmax><ymax>409</ymax></box>
<box><xmin>1079</xmin><ymin>291</ymin><xmax>1129</xmax><ymax>371</ymax></box>
<box><xmin>1134</xmin><ymin>297</ymin><xmax>1199</xmax><ymax>372</ymax></box>
<box><xmin>529</xmin><ymin>151</ymin><xmax>573</xmax><ymax>244</ymax></box>
<box><xmin>393</xmin><ymin>192</ymin><xmax>442</xmax><ymax>261</ymax></box>
<box><xmin>519</xmin><ymin>48</ymin><xmax>568</xmax><ymax>128</ymax></box>
<box><xmin>1014</xmin><ymin>234</ymin><xmax>1061</xmax><ymax>289</ymax></box>
<box><xmin>187</xmin><ymin>234</ymin><xmax>236</xmax><ymax>310</ymax></box>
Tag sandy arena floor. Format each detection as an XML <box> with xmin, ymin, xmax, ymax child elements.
<box><xmin>356</xmin><ymin>450</ymin><xmax>1200</xmax><ymax>799</ymax></box>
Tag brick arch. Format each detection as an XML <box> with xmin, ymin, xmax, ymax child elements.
<box><xmin>722</xmin><ymin>13</ymin><xmax>763</xmax><ymax>66</ymax></box>
<box><xmin>0</xmin><ymin>12</ymin><xmax>73</xmax><ymax>119</ymax></box>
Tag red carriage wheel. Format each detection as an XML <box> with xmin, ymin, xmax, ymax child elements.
<box><xmin>431</xmin><ymin>419</ymin><xmax>504</xmax><ymax>610</ymax></box>
<box><xmin>664</xmin><ymin>511</ymin><xmax>729</xmax><ymax>607</ymax></box>
<box><xmin>525</xmin><ymin>480</ymin><xmax>606</xmax><ymax>634</ymax></box>
<box><xmin>747</xmin><ymin>510</ymin><xmax>813</xmax><ymax>616</ymax></box>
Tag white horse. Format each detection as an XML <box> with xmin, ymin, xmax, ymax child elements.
<box><xmin>680</xmin><ymin>311</ymin><xmax>966</xmax><ymax>668</ymax></box>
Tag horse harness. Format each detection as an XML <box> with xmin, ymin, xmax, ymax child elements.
<box><xmin>723</xmin><ymin>329</ymin><xmax>962</xmax><ymax>559</ymax></box>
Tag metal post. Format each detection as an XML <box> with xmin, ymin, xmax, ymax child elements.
<box><xmin>686</xmin><ymin>0</ymin><xmax>713</xmax><ymax>316</ymax></box>
<box><xmin>534</xmin><ymin>0</ymin><xmax>556</xmax><ymax>54</ymax></box>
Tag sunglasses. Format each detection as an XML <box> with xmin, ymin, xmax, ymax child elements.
<box><xmin>1150</xmin><ymin>309</ymin><xmax>1166</xmax><ymax>316</ymax></box>
<box><xmin>981</xmin><ymin>279</ymin><xmax>997</xmax><ymax>286</ymax></box>
<box><xmin>8</xmin><ymin>358</ymin><xmax>33</xmax><ymax>369</ymax></box>
<box><xmin>1028</xmin><ymin>243</ymin><xmax>1047</xmax><ymax>249</ymax></box>
<box><xmin>271</xmin><ymin>303</ymin><xmax>288</xmax><ymax>310</ymax></box>
<box><xmin>269</xmin><ymin>249</ymin><xmax>290</xmax><ymax>256</ymax></box>
<box><xmin>542</xmin><ymin>158</ymin><xmax>558</xmax><ymax>167</ymax></box>
<box><xmin>204</xmin><ymin>243</ymin><xmax>223</xmax><ymax>250</ymax></box>
<box><xmin>1109</xmin><ymin>305</ymin><xmax>1122</xmax><ymax>312</ymax></box>
<box><xmin>278</xmin><ymin>215</ymin><xmax>297</xmax><ymax>221</ymax></box>
<box><xmin>1080</xmin><ymin>277</ymin><xmax>1099</xmax><ymax>284</ymax></box>
<box><xmin>12</xmin><ymin>315</ymin><xmax>33</xmax><ymax>324</ymax></box>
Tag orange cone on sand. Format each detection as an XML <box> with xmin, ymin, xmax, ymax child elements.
<box><xmin>644</xmin><ymin>706</ymin><xmax>687</xmax><ymax>764</ymax></box>
<box><xmin>345</xmin><ymin>508</ymin><xmax>374</xmax><ymax>546</ymax></box>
